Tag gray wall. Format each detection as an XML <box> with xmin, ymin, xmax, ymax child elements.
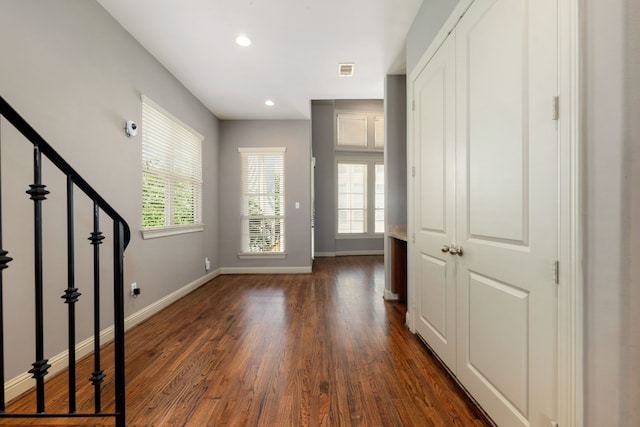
<box><xmin>385</xmin><ymin>75</ymin><xmax>407</xmax><ymax>227</ymax></box>
<box><xmin>406</xmin><ymin>0</ymin><xmax>459</xmax><ymax>73</ymax></box>
<box><xmin>584</xmin><ymin>0</ymin><xmax>640</xmax><ymax>425</ymax></box>
<box><xmin>219</xmin><ymin>120</ymin><xmax>312</xmax><ymax>271</ymax></box>
<box><xmin>0</xmin><ymin>0</ymin><xmax>219</xmax><ymax>378</ymax></box>
<box><xmin>311</xmin><ymin>101</ymin><xmax>336</xmax><ymax>255</ymax></box>
<box><xmin>311</xmin><ymin>99</ymin><xmax>385</xmax><ymax>256</ymax></box>
<box><xmin>408</xmin><ymin>0</ymin><xmax>640</xmax><ymax>425</ymax></box>
<box><xmin>384</xmin><ymin>75</ymin><xmax>407</xmax><ymax>296</ymax></box>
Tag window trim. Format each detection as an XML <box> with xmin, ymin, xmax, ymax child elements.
<box><xmin>141</xmin><ymin>224</ymin><xmax>205</xmax><ymax>240</ymax></box>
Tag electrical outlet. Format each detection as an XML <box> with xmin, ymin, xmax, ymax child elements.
<box><xmin>131</xmin><ymin>282</ymin><xmax>138</xmax><ymax>297</ymax></box>
<box><xmin>205</xmin><ymin>257</ymin><xmax>211</xmax><ymax>271</ymax></box>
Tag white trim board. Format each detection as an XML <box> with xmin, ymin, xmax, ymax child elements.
<box><xmin>220</xmin><ymin>266</ymin><xmax>312</xmax><ymax>275</ymax></box>
<box><xmin>313</xmin><ymin>251</ymin><xmax>383</xmax><ymax>257</ymax></box>
<box><xmin>557</xmin><ymin>0</ymin><xmax>582</xmax><ymax>425</ymax></box>
<box><xmin>335</xmin><ymin>250</ymin><xmax>383</xmax><ymax>256</ymax></box>
<box><xmin>314</xmin><ymin>252</ymin><xmax>336</xmax><ymax>257</ymax></box>
<box><xmin>4</xmin><ymin>268</ymin><xmax>222</xmax><ymax>403</ymax></box>
<box><xmin>383</xmin><ymin>288</ymin><xmax>399</xmax><ymax>301</ymax></box>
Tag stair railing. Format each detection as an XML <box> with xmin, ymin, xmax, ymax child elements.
<box><xmin>0</xmin><ymin>96</ymin><xmax>130</xmax><ymax>426</ymax></box>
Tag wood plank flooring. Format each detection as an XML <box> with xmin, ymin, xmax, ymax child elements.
<box><xmin>1</xmin><ymin>256</ymin><xmax>489</xmax><ymax>426</ymax></box>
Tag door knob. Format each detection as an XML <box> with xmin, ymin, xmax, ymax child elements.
<box><xmin>449</xmin><ymin>246</ymin><xmax>463</xmax><ymax>256</ymax></box>
<box><xmin>441</xmin><ymin>245</ymin><xmax>450</xmax><ymax>253</ymax></box>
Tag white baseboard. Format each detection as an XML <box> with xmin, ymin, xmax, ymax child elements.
<box><xmin>314</xmin><ymin>252</ymin><xmax>336</xmax><ymax>257</ymax></box>
<box><xmin>4</xmin><ymin>268</ymin><xmax>221</xmax><ymax>403</ymax></box>
<box><xmin>314</xmin><ymin>251</ymin><xmax>383</xmax><ymax>257</ymax></box>
<box><xmin>220</xmin><ymin>266</ymin><xmax>312</xmax><ymax>274</ymax></box>
<box><xmin>335</xmin><ymin>250</ymin><xmax>384</xmax><ymax>256</ymax></box>
<box><xmin>383</xmin><ymin>288</ymin><xmax>399</xmax><ymax>300</ymax></box>
<box><xmin>406</xmin><ymin>310</ymin><xmax>414</xmax><ymax>332</ymax></box>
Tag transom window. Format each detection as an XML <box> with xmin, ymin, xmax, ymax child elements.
<box><xmin>336</xmin><ymin>112</ymin><xmax>384</xmax><ymax>150</ymax></box>
<box><xmin>337</xmin><ymin>114</ymin><xmax>368</xmax><ymax>148</ymax></box>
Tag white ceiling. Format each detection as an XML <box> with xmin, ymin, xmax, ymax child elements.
<box><xmin>97</xmin><ymin>0</ymin><xmax>423</xmax><ymax>120</ymax></box>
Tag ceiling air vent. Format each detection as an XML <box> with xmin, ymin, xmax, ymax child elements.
<box><xmin>339</xmin><ymin>63</ymin><xmax>355</xmax><ymax>77</ymax></box>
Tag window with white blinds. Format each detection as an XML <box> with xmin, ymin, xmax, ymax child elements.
<box><xmin>337</xmin><ymin>162</ymin><xmax>367</xmax><ymax>234</ymax></box>
<box><xmin>337</xmin><ymin>160</ymin><xmax>384</xmax><ymax>236</ymax></box>
<box><xmin>375</xmin><ymin>163</ymin><xmax>385</xmax><ymax>233</ymax></box>
<box><xmin>239</xmin><ymin>147</ymin><xmax>285</xmax><ymax>253</ymax></box>
<box><xmin>337</xmin><ymin>114</ymin><xmax>368</xmax><ymax>147</ymax></box>
<box><xmin>141</xmin><ymin>96</ymin><xmax>203</xmax><ymax>238</ymax></box>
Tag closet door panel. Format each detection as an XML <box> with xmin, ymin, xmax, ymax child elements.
<box><xmin>467</xmin><ymin>272</ymin><xmax>530</xmax><ymax>416</ymax></box>
<box><xmin>412</xmin><ymin>34</ymin><xmax>457</xmax><ymax>371</ymax></box>
<box><xmin>455</xmin><ymin>0</ymin><xmax>559</xmax><ymax>426</ymax></box>
<box><xmin>466</xmin><ymin>0</ymin><xmax>528</xmax><ymax>244</ymax></box>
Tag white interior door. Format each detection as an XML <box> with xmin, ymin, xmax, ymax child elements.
<box><xmin>454</xmin><ymin>0</ymin><xmax>558</xmax><ymax>426</ymax></box>
<box><xmin>412</xmin><ymin>34</ymin><xmax>457</xmax><ymax>371</ymax></box>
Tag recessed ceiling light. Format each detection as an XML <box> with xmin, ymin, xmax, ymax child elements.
<box><xmin>235</xmin><ymin>35</ymin><xmax>252</xmax><ymax>47</ymax></box>
<box><xmin>265</xmin><ymin>100</ymin><xmax>275</xmax><ymax>107</ymax></box>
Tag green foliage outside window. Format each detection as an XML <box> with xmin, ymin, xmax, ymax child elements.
<box><xmin>247</xmin><ymin>174</ymin><xmax>283</xmax><ymax>252</ymax></box>
<box><xmin>142</xmin><ymin>172</ymin><xmax>198</xmax><ymax>228</ymax></box>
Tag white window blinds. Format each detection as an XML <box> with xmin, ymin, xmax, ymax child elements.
<box><xmin>337</xmin><ymin>162</ymin><xmax>367</xmax><ymax>234</ymax></box>
<box><xmin>374</xmin><ymin>116</ymin><xmax>385</xmax><ymax>148</ymax></box>
<box><xmin>141</xmin><ymin>96</ymin><xmax>203</xmax><ymax>232</ymax></box>
<box><xmin>337</xmin><ymin>114</ymin><xmax>368</xmax><ymax>147</ymax></box>
<box><xmin>240</xmin><ymin>148</ymin><xmax>286</xmax><ymax>253</ymax></box>
<box><xmin>375</xmin><ymin>163</ymin><xmax>385</xmax><ymax>233</ymax></box>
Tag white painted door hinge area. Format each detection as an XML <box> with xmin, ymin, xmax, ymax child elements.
<box><xmin>552</xmin><ymin>260</ymin><xmax>559</xmax><ymax>284</ymax></box>
<box><xmin>412</xmin><ymin>100</ymin><xmax>415</xmax><ymax>111</ymax></box>
<box><xmin>412</xmin><ymin>232</ymin><xmax>415</xmax><ymax>244</ymax></box>
<box><xmin>552</xmin><ymin>96</ymin><xmax>559</xmax><ymax>120</ymax></box>
<box><xmin>412</xmin><ymin>166</ymin><xmax>416</xmax><ymax>177</ymax></box>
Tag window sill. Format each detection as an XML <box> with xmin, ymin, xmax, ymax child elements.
<box><xmin>141</xmin><ymin>224</ymin><xmax>204</xmax><ymax>240</ymax></box>
<box><xmin>238</xmin><ymin>252</ymin><xmax>287</xmax><ymax>260</ymax></box>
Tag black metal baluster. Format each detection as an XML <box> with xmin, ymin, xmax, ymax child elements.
<box><xmin>88</xmin><ymin>201</ymin><xmax>105</xmax><ymax>413</ymax></box>
<box><xmin>1</xmin><ymin>96</ymin><xmax>131</xmax><ymax>424</ymax></box>
<box><xmin>0</xmin><ymin>121</ymin><xmax>15</xmax><ymax>412</ymax></box>
<box><xmin>61</xmin><ymin>175</ymin><xmax>80</xmax><ymax>413</ymax></box>
<box><xmin>113</xmin><ymin>220</ymin><xmax>126</xmax><ymax>427</ymax></box>
<box><xmin>25</xmin><ymin>144</ymin><xmax>51</xmax><ymax>413</ymax></box>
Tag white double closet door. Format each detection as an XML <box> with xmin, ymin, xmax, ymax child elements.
<box><xmin>412</xmin><ymin>0</ymin><xmax>558</xmax><ymax>426</ymax></box>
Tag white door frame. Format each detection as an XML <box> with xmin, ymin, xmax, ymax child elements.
<box><xmin>556</xmin><ymin>0</ymin><xmax>582</xmax><ymax>425</ymax></box>
<box><xmin>406</xmin><ymin>0</ymin><xmax>582</xmax><ymax>425</ymax></box>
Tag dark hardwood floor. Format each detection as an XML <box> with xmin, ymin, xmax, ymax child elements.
<box><xmin>2</xmin><ymin>256</ymin><xmax>489</xmax><ymax>426</ymax></box>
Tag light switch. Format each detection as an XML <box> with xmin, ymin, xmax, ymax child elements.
<box><xmin>295</xmin><ymin>202</ymin><xmax>300</xmax><ymax>209</ymax></box>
